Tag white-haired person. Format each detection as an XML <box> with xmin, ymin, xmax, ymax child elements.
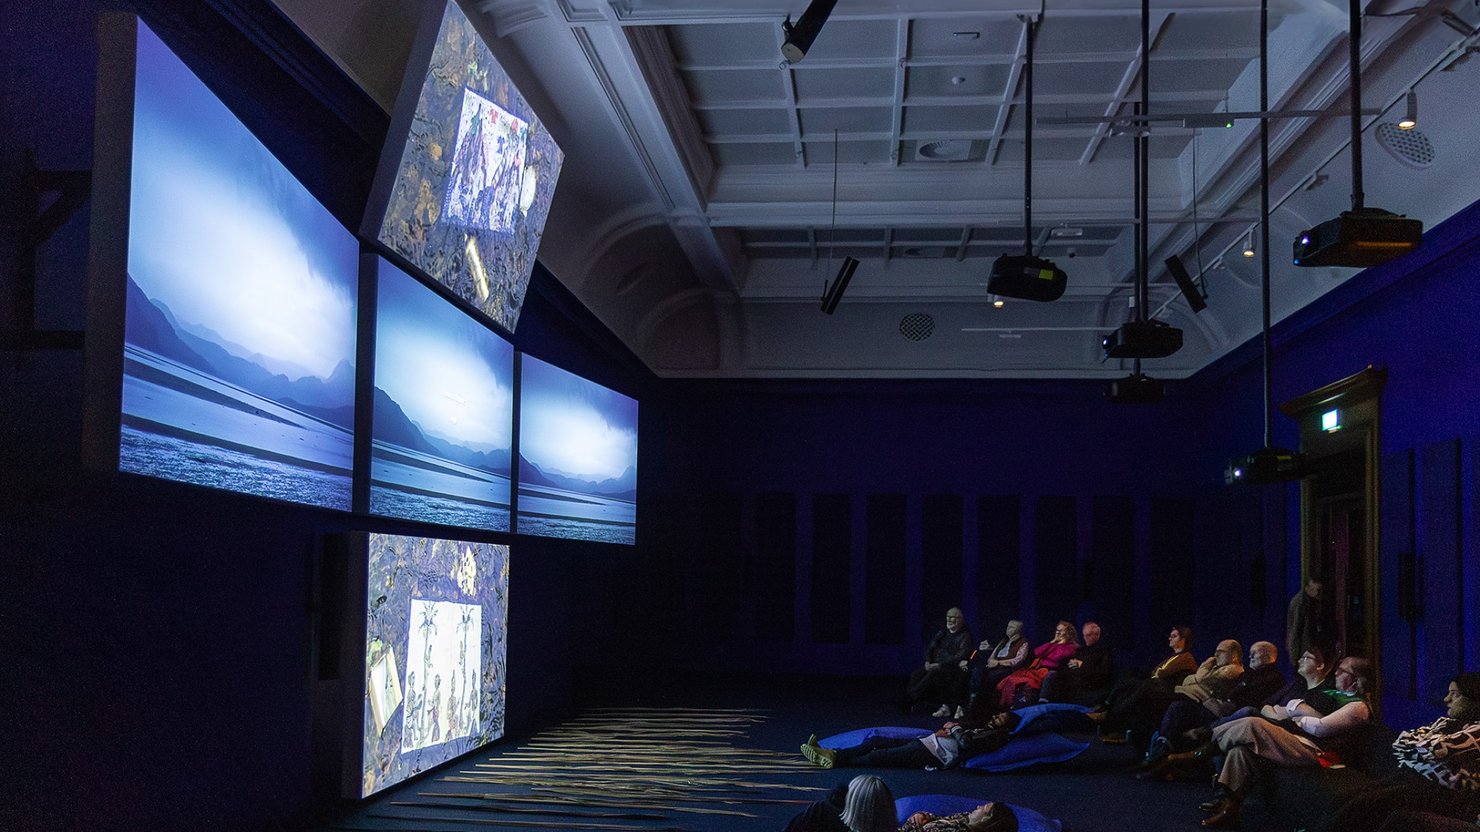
<box><xmin>783</xmin><ymin>774</ymin><xmax>896</xmax><ymax>832</ymax></box>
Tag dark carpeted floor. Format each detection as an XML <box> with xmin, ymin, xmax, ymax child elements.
<box><xmin>325</xmin><ymin>673</ymin><xmax>1294</xmax><ymax>832</ymax></box>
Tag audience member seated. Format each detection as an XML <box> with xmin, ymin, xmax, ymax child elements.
<box><xmin>1085</xmin><ymin>625</ymin><xmax>1198</xmax><ymax>744</ymax></box>
<box><xmin>899</xmin><ymin>802</ymin><xmax>1019</xmax><ymax>832</ymax></box>
<box><xmin>994</xmin><ymin>621</ymin><xmax>1080</xmax><ymax>709</ymax></box>
<box><xmin>961</xmin><ymin>620</ymin><xmax>1030</xmax><ymax>716</ymax></box>
<box><xmin>1144</xmin><ymin>641</ymin><xmax>1283</xmax><ymax>767</ymax></box>
<box><xmin>907</xmin><ymin>608</ymin><xmax>974</xmax><ymax>719</ymax></box>
<box><xmin>1326</xmin><ymin>672</ymin><xmax>1480</xmax><ymax>832</ymax></box>
<box><xmin>784</xmin><ymin>774</ymin><xmax>897</xmax><ymax>832</ymax></box>
<box><xmin>1038</xmin><ymin>621</ymin><xmax>1112</xmax><ymax>705</ymax></box>
<box><xmin>1119</xmin><ymin>638</ymin><xmax>1246</xmax><ymax>754</ymax></box>
<box><xmin>802</xmin><ymin>713</ymin><xmax>1021</xmax><ymax>770</ymax></box>
<box><xmin>1196</xmin><ymin>655</ymin><xmax>1376</xmax><ymax>828</ymax></box>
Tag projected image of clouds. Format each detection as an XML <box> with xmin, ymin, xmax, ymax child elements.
<box><xmin>370</xmin><ymin>259</ymin><xmax>513</xmax><ymax>531</ymax></box>
<box><xmin>120</xmin><ymin>23</ymin><xmax>357</xmax><ymax>509</ymax></box>
<box><xmin>517</xmin><ymin>356</ymin><xmax>637</xmax><ymax>545</ymax></box>
<box><xmin>362</xmin><ymin>534</ymin><xmax>508</xmax><ymax>797</ymax></box>
<box><xmin>372</xmin><ymin>0</ymin><xmax>563</xmax><ymax>332</ymax></box>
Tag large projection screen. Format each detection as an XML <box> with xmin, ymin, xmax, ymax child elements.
<box><xmin>369</xmin><ymin>257</ymin><xmax>514</xmax><ymax>531</ymax></box>
<box><xmin>516</xmin><ymin>355</ymin><xmax>637</xmax><ymax>545</ymax></box>
<box><xmin>84</xmin><ymin>17</ymin><xmax>358</xmax><ymax>510</ymax></box>
<box><xmin>363</xmin><ymin>0</ymin><xmax>563</xmax><ymax>334</ymax></box>
<box><xmin>359</xmin><ymin>533</ymin><xmax>508</xmax><ymax>797</ymax></box>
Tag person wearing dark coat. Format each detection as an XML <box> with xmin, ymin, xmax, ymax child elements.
<box><xmin>1086</xmin><ymin>625</ymin><xmax>1197</xmax><ymax>744</ymax></box>
<box><xmin>1142</xmin><ymin>641</ymin><xmax>1286</xmax><ymax>768</ymax></box>
<box><xmin>906</xmin><ymin>607</ymin><xmax>974</xmax><ymax>717</ymax></box>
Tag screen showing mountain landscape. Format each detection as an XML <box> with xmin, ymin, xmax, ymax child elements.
<box><xmin>361</xmin><ymin>533</ymin><xmax>508</xmax><ymax>797</ymax></box>
<box><xmin>516</xmin><ymin>355</ymin><xmax>637</xmax><ymax>545</ymax></box>
<box><xmin>370</xmin><ymin>258</ymin><xmax>514</xmax><ymax>531</ymax></box>
<box><xmin>368</xmin><ymin>0</ymin><xmax>563</xmax><ymax>333</ymax></box>
<box><xmin>120</xmin><ymin>23</ymin><xmax>358</xmax><ymax>510</ymax></box>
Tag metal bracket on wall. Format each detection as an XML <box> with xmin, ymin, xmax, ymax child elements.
<box><xmin>2</xmin><ymin>151</ymin><xmax>89</xmax><ymax>353</ymax></box>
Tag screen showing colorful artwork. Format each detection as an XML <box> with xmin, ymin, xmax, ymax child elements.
<box><xmin>370</xmin><ymin>258</ymin><xmax>514</xmax><ymax>530</ymax></box>
<box><xmin>119</xmin><ymin>22</ymin><xmax>357</xmax><ymax>509</ymax></box>
<box><xmin>516</xmin><ymin>356</ymin><xmax>637</xmax><ymax>545</ymax></box>
<box><xmin>362</xmin><ymin>534</ymin><xmax>508</xmax><ymax>796</ymax></box>
<box><xmin>368</xmin><ymin>0</ymin><xmax>563</xmax><ymax>332</ymax></box>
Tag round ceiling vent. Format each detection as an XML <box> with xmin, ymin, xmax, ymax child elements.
<box><xmin>1375</xmin><ymin>123</ymin><xmax>1435</xmax><ymax>169</ymax></box>
<box><xmin>899</xmin><ymin>313</ymin><xmax>936</xmax><ymax>341</ymax></box>
<box><xmin>916</xmin><ymin>140</ymin><xmax>972</xmax><ymax>162</ymax></box>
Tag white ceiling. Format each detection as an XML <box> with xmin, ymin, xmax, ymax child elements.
<box><xmin>277</xmin><ymin>0</ymin><xmax>1480</xmax><ymax>379</ymax></box>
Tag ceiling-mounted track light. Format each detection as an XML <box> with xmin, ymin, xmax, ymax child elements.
<box><xmin>1242</xmin><ymin>229</ymin><xmax>1256</xmax><ymax>257</ymax></box>
<box><xmin>780</xmin><ymin>0</ymin><xmax>840</xmax><ymax>63</ymax></box>
<box><xmin>989</xmin><ymin>294</ymin><xmax>1005</xmax><ymax>309</ymax></box>
<box><xmin>1397</xmin><ymin>89</ymin><xmax>1418</xmax><ymax>130</ymax></box>
<box><xmin>1293</xmin><ymin>0</ymin><xmax>1422</xmax><ymax>268</ymax></box>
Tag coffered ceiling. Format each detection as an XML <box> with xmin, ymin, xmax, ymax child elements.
<box><xmin>278</xmin><ymin>0</ymin><xmax>1480</xmax><ymax>379</ymax></box>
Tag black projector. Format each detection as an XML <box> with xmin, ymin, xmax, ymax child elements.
<box><xmin>988</xmin><ymin>254</ymin><xmax>1067</xmax><ymax>302</ymax></box>
<box><xmin>1293</xmin><ymin>208</ymin><xmax>1423</xmax><ymax>268</ymax></box>
<box><xmin>1105</xmin><ymin>372</ymin><xmax>1164</xmax><ymax>404</ymax></box>
<box><xmin>1224</xmin><ymin>446</ymin><xmax>1307</xmax><ymax>485</ymax></box>
<box><xmin>1102</xmin><ymin>319</ymin><xmax>1183</xmax><ymax>359</ymax></box>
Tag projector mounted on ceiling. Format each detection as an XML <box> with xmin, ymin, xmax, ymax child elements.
<box><xmin>1292</xmin><ymin>208</ymin><xmax>1423</xmax><ymax>267</ymax></box>
<box><xmin>1102</xmin><ymin>319</ymin><xmax>1183</xmax><ymax>359</ymax></box>
<box><xmin>1225</xmin><ymin>446</ymin><xmax>1308</xmax><ymax>485</ymax></box>
<box><xmin>988</xmin><ymin>254</ymin><xmax>1067</xmax><ymax>302</ymax></box>
<box><xmin>1105</xmin><ymin>372</ymin><xmax>1165</xmax><ymax>404</ymax></box>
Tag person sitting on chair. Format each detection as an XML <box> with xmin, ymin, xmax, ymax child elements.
<box><xmin>906</xmin><ymin>607</ymin><xmax>974</xmax><ymax>718</ymax></box>
<box><xmin>993</xmin><ymin>621</ymin><xmax>1080</xmax><ymax>709</ymax></box>
<box><xmin>1145</xmin><ymin>641</ymin><xmax>1284</xmax><ymax>767</ymax></box>
<box><xmin>961</xmin><ymin>619</ymin><xmax>1030</xmax><ymax>717</ymax></box>
<box><xmin>1039</xmin><ymin>621</ymin><xmax>1112</xmax><ymax>704</ymax></box>
<box><xmin>1086</xmin><ymin>625</ymin><xmax>1197</xmax><ymax>744</ymax></box>
<box><xmin>1196</xmin><ymin>655</ymin><xmax>1377</xmax><ymax>829</ymax></box>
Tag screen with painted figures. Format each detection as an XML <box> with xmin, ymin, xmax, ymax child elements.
<box><xmin>369</xmin><ymin>258</ymin><xmax>514</xmax><ymax>531</ymax></box>
<box><xmin>361</xmin><ymin>533</ymin><xmax>508</xmax><ymax>796</ymax></box>
<box><xmin>117</xmin><ymin>21</ymin><xmax>358</xmax><ymax>509</ymax></box>
<box><xmin>365</xmin><ymin>0</ymin><xmax>563</xmax><ymax>333</ymax></box>
<box><xmin>516</xmin><ymin>355</ymin><xmax>638</xmax><ymax>545</ymax></box>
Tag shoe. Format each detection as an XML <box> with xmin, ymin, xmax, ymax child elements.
<box><xmin>954</xmin><ymin>706</ymin><xmax>966</xmax><ymax>720</ymax></box>
<box><xmin>1199</xmin><ymin>796</ymin><xmax>1230</xmax><ymax>814</ymax></box>
<box><xmin>1201</xmin><ymin>801</ymin><xmax>1241</xmax><ymax>828</ymax></box>
<box><xmin>932</xmin><ymin>705</ymin><xmax>952</xmax><ymax>718</ymax></box>
<box><xmin>807</xmin><ymin>734</ymin><xmax>817</xmax><ymax>747</ymax></box>
<box><xmin>1100</xmin><ymin>729</ymin><xmax>1129</xmax><ymax>745</ymax></box>
<box><xmin>801</xmin><ymin>742</ymin><xmax>836</xmax><ymax>769</ymax></box>
<box><xmin>1084</xmin><ymin>710</ymin><xmax>1108</xmax><ymax>724</ymax></box>
<box><xmin>1141</xmin><ymin>734</ymin><xmax>1170</xmax><ymax>768</ymax></box>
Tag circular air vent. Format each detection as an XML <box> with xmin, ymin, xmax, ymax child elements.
<box><xmin>916</xmin><ymin>140</ymin><xmax>971</xmax><ymax>162</ymax></box>
<box><xmin>899</xmin><ymin>313</ymin><xmax>936</xmax><ymax>341</ymax></box>
<box><xmin>1375</xmin><ymin>123</ymin><xmax>1435</xmax><ymax>169</ymax></box>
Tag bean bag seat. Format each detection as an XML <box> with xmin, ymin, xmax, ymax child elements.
<box><xmin>960</xmin><ymin>732</ymin><xmax>1088</xmax><ymax>772</ymax></box>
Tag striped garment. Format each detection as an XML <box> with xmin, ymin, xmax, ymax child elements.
<box><xmin>1393</xmin><ymin>716</ymin><xmax>1480</xmax><ymax>790</ymax></box>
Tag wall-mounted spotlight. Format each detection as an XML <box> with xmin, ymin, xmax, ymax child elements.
<box><xmin>989</xmin><ymin>293</ymin><xmax>1005</xmax><ymax>309</ymax></box>
<box><xmin>1242</xmin><ymin>229</ymin><xmax>1257</xmax><ymax>258</ymax></box>
<box><xmin>781</xmin><ymin>0</ymin><xmax>841</xmax><ymax>64</ymax></box>
<box><xmin>819</xmin><ymin>256</ymin><xmax>859</xmax><ymax>314</ymax></box>
<box><xmin>1397</xmin><ymin>89</ymin><xmax>1418</xmax><ymax>130</ymax></box>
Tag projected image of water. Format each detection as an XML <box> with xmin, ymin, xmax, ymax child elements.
<box><xmin>369</xmin><ymin>259</ymin><xmax>514</xmax><ymax>531</ymax></box>
<box><xmin>517</xmin><ymin>355</ymin><xmax>637</xmax><ymax>545</ymax></box>
<box><xmin>119</xmin><ymin>23</ymin><xmax>357</xmax><ymax>508</ymax></box>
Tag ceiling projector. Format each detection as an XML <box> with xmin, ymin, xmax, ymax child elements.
<box><xmin>1102</xmin><ymin>319</ymin><xmax>1183</xmax><ymax>359</ymax></box>
<box><xmin>1105</xmin><ymin>372</ymin><xmax>1165</xmax><ymax>404</ymax></box>
<box><xmin>1224</xmin><ymin>446</ymin><xmax>1308</xmax><ymax>485</ymax></box>
<box><xmin>1293</xmin><ymin>208</ymin><xmax>1423</xmax><ymax>268</ymax></box>
<box><xmin>988</xmin><ymin>254</ymin><xmax>1067</xmax><ymax>302</ymax></box>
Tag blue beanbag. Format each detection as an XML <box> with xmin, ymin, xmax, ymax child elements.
<box><xmin>817</xmin><ymin>725</ymin><xmax>931</xmax><ymax>749</ymax></box>
<box><xmin>895</xmin><ymin>794</ymin><xmax>1062</xmax><ymax>832</ymax></box>
<box><xmin>1010</xmin><ymin>702</ymin><xmax>1092</xmax><ymax>735</ymax></box>
<box><xmin>961</xmin><ymin>731</ymin><xmax>1089</xmax><ymax>772</ymax></box>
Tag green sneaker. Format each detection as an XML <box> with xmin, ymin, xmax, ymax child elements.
<box><xmin>801</xmin><ymin>742</ymin><xmax>836</xmax><ymax>768</ymax></box>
